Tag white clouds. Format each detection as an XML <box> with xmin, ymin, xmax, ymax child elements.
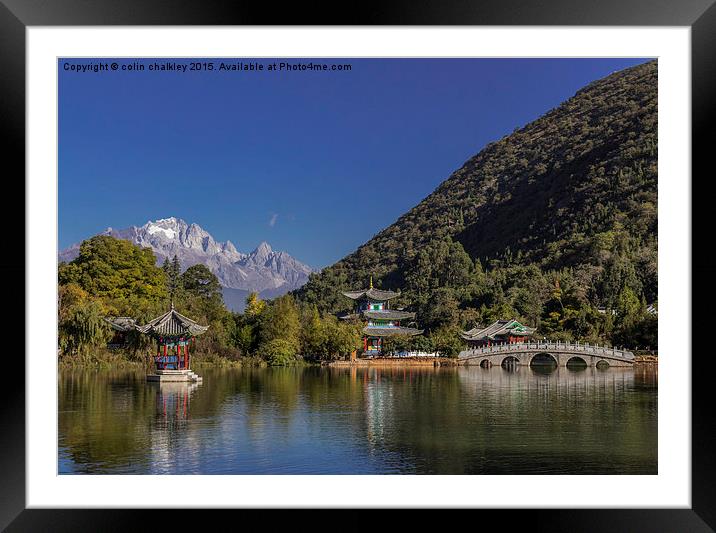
<box><xmin>268</xmin><ymin>213</ymin><xmax>278</xmax><ymax>227</ymax></box>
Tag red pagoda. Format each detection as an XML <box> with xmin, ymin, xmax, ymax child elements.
<box><xmin>340</xmin><ymin>277</ymin><xmax>422</xmax><ymax>356</ymax></box>
<box><xmin>137</xmin><ymin>304</ymin><xmax>208</xmax><ymax>382</ymax></box>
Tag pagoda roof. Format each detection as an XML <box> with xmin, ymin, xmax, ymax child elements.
<box><xmin>340</xmin><ymin>310</ymin><xmax>416</xmax><ymax>321</ymax></box>
<box><xmin>104</xmin><ymin>316</ymin><xmax>136</xmax><ymax>332</ymax></box>
<box><xmin>364</xmin><ymin>310</ymin><xmax>415</xmax><ymax>320</ymax></box>
<box><xmin>363</xmin><ymin>326</ymin><xmax>423</xmax><ymax>337</ymax></box>
<box><xmin>342</xmin><ymin>287</ymin><xmax>400</xmax><ymax>301</ymax></box>
<box><xmin>136</xmin><ymin>306</ymin><xmax>209</xmax><ymax>338</ymax></box>
<box><xmin>461</xmin><ymin>319</ymin><xmax>535</xmax><ymax>341</ymax></box>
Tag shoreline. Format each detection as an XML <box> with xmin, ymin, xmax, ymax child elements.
<box><xmin>328</xmin><ymin>358</ymin><xmax>457</xmax><ymax>367</ymax></box>
<box><xmin>58</xmin><ymin>353</ymin><xmax>657</xmax><ymax>370</ymax></box>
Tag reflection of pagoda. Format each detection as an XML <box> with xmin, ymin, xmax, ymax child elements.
<box><xmin>149</xmin><ymin>381</ymin><xmax>201</xmax><ymax>472</ymax></box>
<box><xmin>340</xmin><ymin>277</ymin><xmax>422</xmax><ymax>356</ymax></box>
<box><xmin>137</xmin><ymin>304</ymin><xmax>208</xmax><ymax>383</ymax></box>
<box><xmin>155</xmin><ymin>381</ymin><xmax>200</xmax><ymax>427</ymax></box>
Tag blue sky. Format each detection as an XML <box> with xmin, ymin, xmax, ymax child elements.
<box><xmin>59</xmin><ymin>57</ymin><xmax>650</xmax><ymax>268</ymax></box>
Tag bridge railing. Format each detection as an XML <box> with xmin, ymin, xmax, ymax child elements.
<box><xmin>458</xmin><ymin>341</ymin><xmax>634</xmax><ymax>360</ymax></box>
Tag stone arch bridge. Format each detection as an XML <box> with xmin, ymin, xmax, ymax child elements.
<box><xmin>458</xmin><ymin>341</ymin><xmax>634</xmax><ymax>368</ymax></box>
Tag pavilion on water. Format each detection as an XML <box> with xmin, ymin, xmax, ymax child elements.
<box><xmin>340</xmin><ymin>277</ymin><xmax>422</xmax><ymax>356</ymax></box>
<box><xmin>461</xmin><ymin>319</ymin><xmax>536</xmax><ymax>348</ymax></box>
<box><xmin>136</xmin><ymin>304</ymin><xmax>208</xmax><ymax>382</ymax></box>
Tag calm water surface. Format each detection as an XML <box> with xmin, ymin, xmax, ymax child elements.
<box><xmin>59</xmin><ymin>364</ymin><xmax>657</xmax><ymax>474</ymax></box>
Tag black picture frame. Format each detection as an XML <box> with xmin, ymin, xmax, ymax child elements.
<box><xmin>2</xmin><ymin>0</ymin><xmax>712</xmax><ymax>529</ymax></box>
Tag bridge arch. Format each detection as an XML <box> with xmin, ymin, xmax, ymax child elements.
<box><xmin>479</xmin><ymin>359</ymin><xmax>492</xmax><ymax>368</ymax></box>
<box><xmin>596</xmin><ymin>360</ymin><xmax>610</xmax><ymax>370</ymax></box>
<box><xmin>501</xmin><ymin>356</ymin><xmax>520</xmax><ymax>370</ymax></box>
<box><xmin>530</xmin><ymin>352</ymin><xmax>558</xmax><ymax>368</ymax></box>
<box><xmin>566</xmin><ymin>356</ymin><xmax>588</xmax><ymax>370</ymax></box>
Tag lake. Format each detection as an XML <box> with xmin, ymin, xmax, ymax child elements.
<box><xmin>58</xmin><ymin>364</ymin><xmax>657</xmax><ymax>474</ymax></box>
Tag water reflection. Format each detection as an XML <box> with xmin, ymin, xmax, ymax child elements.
<box><xmin>148</xmin><ymin>382</ymin><xmax>201</xmax><ymax>473</ymax></box>
<box><xmin>153</xmin><ymin>382</ymin><xmax>200</xmax><ymax>426</ymax></box>
<box><xmin>59</xmin><ymin>364</ymin><xmax>657</xmax><ymax>475</ymax></box>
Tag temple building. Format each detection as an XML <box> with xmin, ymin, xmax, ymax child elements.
<box><xmin>461</xmin><ymin>319</ymin><xmax>536</xmax><ymax>348</ymax></box>
<box><xmin>104</xmin><ymin>316</ymin><xmax>136</xmax><ymax>349</ymax></box>
<box><xmin>137</xmin><ymin>304</ymin><xmax>208</xmax><ymax>382</ymax></box>
<box><xmin>341</xmin><ymin>278</ymin><xmax>422</xmax><ymax>356</ymax></box>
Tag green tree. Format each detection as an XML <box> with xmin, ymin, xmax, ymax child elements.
<box><xmin>319</xmin><ymin>315</ymin><xmax>362</xmax><ymax>361</ymax></box>
<box><xmin>405</xmin><ymin>238</ymin><xmax>475</xmax><ymax>296</ymax></box>
<box><xmin>600</xmin><ymin>253</ymin><xmax>642</xmax><ymax>308</ymax></box>
<box><xmin>418</xmin><ymin>287</ymin><xmax>460</xmax><ymax>330</ymax></box>
<box><xmin>616</xmin><ymin>286</ymin><xmax>642</xmax><ymax>330</ymax></box>
<box><xmin>263</xmin><ymin>338</ymin><xmax>298</xmax><ymax>366</ymax></box>
<box><xmin>180</xmin><ymin>264</ymin><xmax>222</xmax><ymax>303</ymax></box>
<box><xmin>230</xmin><ymin>292</ymin><xmax>267</xmax><ymax>356</ymax></box>
<box><xmin>245</xmin><ymin>292</ymin><xmax>267</xmax><ymax>319</ymax></box>
<box><xmin>613</xmin><ymin>286</ymin><xmax>645</xmax><ymax>347</ymax></box>
<box><xmin>300</xmin><ymin>305</ymin><xmax>325</xmax><ymax>358</ymax></box>
<box><xmin>161</xmin><ymin>256</ymin><xmax>171</xmax><ymax>281</ymax></box>
<box><xmin>59</xmin><ymin>298</ymin><xmax>111</xmax><ymax>358</ymax></box>
<box><xmin>233</xmin><ymin>323</ymin><xmax>257</xmax><ymax>356</ymax></box>
<box><xmin>59</xmin><ymin>235</ymin><xmax>167</xmax><ymax>302</ymax></box>
<box><xmin>162</xmin><ymin>255</ymin><xmax>182</xmax><ymax>302</ymax></box>
<box><xmin>58</xmin><ymin>283</ymin><xmax>89</xmax><ymax>323</ymax></box>
<box><xmin>171</xmin><ymin>255</ymin><xmax>181</xmax><ymax>288</ymax></box>
<box><xmin>258</xmin><ymin>294</ymin><xmax>301</xmax><ymax>357</ymax></box>
<box><xmin>429</xmin><ymin>326</ymin><xmax>464</xmax><ymax>358</ymax></box>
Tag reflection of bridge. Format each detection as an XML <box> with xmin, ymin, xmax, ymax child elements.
<box><xmin>458</xmin><ymin>341</ymin><xmax>634</xmax><ymax>368</ymax></box>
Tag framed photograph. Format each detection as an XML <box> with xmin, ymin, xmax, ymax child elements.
<box><xmin>4</xmin><ymin>0</ymin><xmax>712</xmax><ymax>529</ymax></box>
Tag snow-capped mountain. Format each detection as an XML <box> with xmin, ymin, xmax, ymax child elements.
<box><xmin>59</xmin><ymin>217</ymin><xmax>314</xmax><ymax>303</ymax></box>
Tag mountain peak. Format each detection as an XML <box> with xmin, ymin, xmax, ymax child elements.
<box><xmin>145</xmin><ymin>216</ymin><xmax>183</xmax><ymax>227</ymax></box>
<box><xmin>142</xmin><ymin>217</ymin><xmax>185</xmax><ymax>240</ymax></box>
<box><xmin>254</xmin><ymin>241</ymin><xmax>273</xmax><ymax>255</ymax></box>
<box><xmin>223</xmin><ymin>240</ymin><xmax>239</xmax><ymax>254</ymax></box>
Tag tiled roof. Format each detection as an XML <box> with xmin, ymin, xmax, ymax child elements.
<box><xmin>363</xmin><ymin>326</ymin><xmax>423</xmax><ymax>337</ymax></box>
<box><xmin>342</xmin><ymin>287</ymin><xmax>400</xmax><ymax>301</ymax></box>
<box><xmin>364</xmin><ymin>310</ymin><xmax>415</xmax><ymax>320</ymax></box>
<box><xmin>104</xmin><ymin>316</ymin><xmax>136</xmax><ymax>332</ymax></box>
<box><xmin>461</xmin><ymin>319</ymin><xmax>535</xmax><ymax>341</ymax></box>
<box><xmin>136</xmin><ymin>307</ymin><xmax>209</xmax><ymax>338</ymax></box>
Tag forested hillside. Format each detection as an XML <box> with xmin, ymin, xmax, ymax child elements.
<box><xmin>296</xmin><ymin>60</ymin><xmax>658</xmax><ymax>348</ymax></box>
